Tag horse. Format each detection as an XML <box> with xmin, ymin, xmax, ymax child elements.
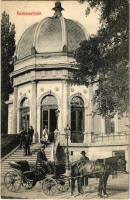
<box><xmin>71</xmin><ymin>156</ymin><xmax>126</xmax><ymax>197</ymax></box>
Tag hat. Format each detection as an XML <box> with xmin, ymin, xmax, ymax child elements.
<box><xmin>81</xmin><ymin>151</ymin><xmax>86</xmax><ymax>155</ymax></box>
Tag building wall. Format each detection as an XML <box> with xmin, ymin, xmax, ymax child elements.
<box><xmin>8</xmin><ymin>78</ymin><xmax>129</xmax><ymax>140</ymax></box>
<box><xmin>10</xmin><ymin>78</ymin><xmax>94</xmax><ymax>141</ymax></box>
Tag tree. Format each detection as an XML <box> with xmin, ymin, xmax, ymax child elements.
<box><xmin>74</xmin><ymin>0</ymin><xmax>129</xmax><ymax>117</ymax></box>
<box><xmin>1</xmin><ymin>11</ymin><xmax>16</xmax><ymax>133</ymax></box>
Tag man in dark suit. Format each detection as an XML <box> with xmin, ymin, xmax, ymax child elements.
<box><xmin>28</xmin><ymin>126</ymin><xmax>34</xmax><ymax>144</ymax></box>
<box><xmin>19</xmin><ymin>128</ymin><xmax>26</xmax><ymax>149</ymax></box>
<box><xmin>23</xmin><ymin>131</ymin><xmax>31</xmax><ymax>156</ymax></box>
<box><xmin>80</xmin><ymin>151</ymin><xmax>89</xmax><ymax>187</ymax></box>
<box><xmin>37</xmin><ymin>145</ymin><xmax>48</xmax><ymax>162</ymax></box>
<box><xmin>36</xmin><ymin>145</ymin><xmax>52</xmax><ymax>173</ymax></box>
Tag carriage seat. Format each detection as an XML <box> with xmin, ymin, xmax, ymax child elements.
<box><xmin>8</xmin><ymin>160</ymin><xmax>30</xmax><ymax>172</ymax></box>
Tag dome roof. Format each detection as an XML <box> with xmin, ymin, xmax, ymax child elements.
<box><xmin>16</xmin><ymin>2</ymin><xmax>88</xmax><ymax>60</ymax></box>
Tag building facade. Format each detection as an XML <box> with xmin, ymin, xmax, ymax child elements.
<box><xmin>7</xmin><ymin>2</ymin><xmax>129</xmax><ymax>170</ymax></box>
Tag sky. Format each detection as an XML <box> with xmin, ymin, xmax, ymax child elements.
<box><xmin>2</xmin><ymin>1</ymin><xmax>100</xmax><ymax>44</ymax></box>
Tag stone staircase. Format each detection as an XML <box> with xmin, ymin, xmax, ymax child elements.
<box><xmin>1</xmin><ymin>143</ymin><xmax>53</xmax><ymax>183</ymax></box>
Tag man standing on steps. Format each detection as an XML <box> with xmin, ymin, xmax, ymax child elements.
<box><xmin>19</xmin><ymin>128</ymin><xmax>26</xmax><ymax>149</ymax></box>
<box><xmin>23</xmin><ymin>131</ymin><xmax>31</xmax><ymax>156</ymax></box>
<box><xmin>28</xmin><ymin>126</ymin><xmax>34</xmax><ymax>144</ymax></box>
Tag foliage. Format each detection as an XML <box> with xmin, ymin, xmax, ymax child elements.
<box><xmin>74</xmin><ymin>0</ymin><xmax>129</xmax><ymax>116</ymax></box>
<box><xmin>1</xmin><ymin>11</ymin><xmax>16</xmax><ymax>133</ymax></box>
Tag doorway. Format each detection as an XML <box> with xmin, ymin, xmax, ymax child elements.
<box><xmin>50</xmin><ymin>109</ymin><xmax>57</xmax><ymax>139</ymax></box>
<box><xmin>42</xmin><ymin>109</ymin><xmax>57</xmax><ymax>142</ymax></box>
<box><xmin>41</xmin><ymin>95</ymin><xmax>58</xmax><ymax>142</ymax></box>
<box><xmin>20</xmin><ymin>98</ymin><xmax>30</xmax><ymax>131</ymax></box>
<box><xmin>21</xmin><ymin>111</ymin><xmax>30</xmax><ymax>131</ymax></box>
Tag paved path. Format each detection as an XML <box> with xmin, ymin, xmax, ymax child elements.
<box><xmin>1</xmin><ymin>174</ymin><xmax>129</xmax><ymax>199</ymax></box>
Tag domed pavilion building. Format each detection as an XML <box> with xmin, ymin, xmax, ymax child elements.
<box><xmin>7</xmin><ymin>2</ymin><xmax>129</xmax><ymax>166</ymax></box>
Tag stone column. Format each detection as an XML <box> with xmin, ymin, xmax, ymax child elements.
<box><xmin>62</xmin><ymin>81</ymin><xmax>71</xmax><ymax>143</ymax></box>
<box><xmin>66</xmin><ymin>82</ymin><xmax>71</xmax><ymax>144</ymax></box>
<box><xmin>13</xmin><ymin>86</ymin><xmax>18</xmax><ymax>133</ymax></box>
<box><xmin>101</xmin><ymin>117</ymin><xmax>105</xmax><ymax>134</ymax></box>
<box><xmin>31</xmin><ymin>81</ymin><xmax>38</xmax><ymax>143</ymax></box>
<box><xmin>114</xmin><ymin>114</ymin><xmax>119</xmax><ymax>133</ymax></box>
<box><xmin>63</xmin><ymin>81</ymin><xmax>68</xmax><ymax>128</ymax></box>
<box><xmin>86</xmin><ymin>85</ymin><xmax>94</xmax><ymax>144</ymax></box>
<box><xmin>86</xmin><ymin>113</ymin><xmax>92</xmax><ymax>144</ymax></box>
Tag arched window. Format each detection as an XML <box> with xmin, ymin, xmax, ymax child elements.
<box><xmin>21</xmin><ymin>98</ymin><xmax>29</xmax><ymax>107</ymax></box>
<box><xmin>71</xmin><ymin>96</ymin><xmax>84</xmax><ymax>143</ymax></box>
<box><xmin>20</xmin><ymin>98</ymin><xmax>30</xmax><ymax>131</ymax></box>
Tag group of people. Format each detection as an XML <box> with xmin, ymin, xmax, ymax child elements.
<box><xmin>19</xmin><ymin>126</ymin><xmax>34</xmax><ymax>156</ymax></box>
<box><xmin>19</xmin><ymin>125</ymin><xmax>50</xmax><ymax>156</ymax></box>
<box><xmin>19</xmin><ymin>124</ymin><xmax>89</xmax><ymax>194</ymax></box>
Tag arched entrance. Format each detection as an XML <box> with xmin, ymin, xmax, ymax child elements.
<box><xmin>41</xmin><ymin>95</ymin><xmax>58</xmax><ymax>142</ymax></box>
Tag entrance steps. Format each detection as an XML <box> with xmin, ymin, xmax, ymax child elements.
<box><xmin>1</xmin><ymin>143</ymin><xmax>53</xmax><ymax>183</ymax></box>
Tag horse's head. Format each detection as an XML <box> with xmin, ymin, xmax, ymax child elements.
<box><xmin>116</xmin><ymin>156</ymin><xmax>126</xmax><ymax>172</ymax></box>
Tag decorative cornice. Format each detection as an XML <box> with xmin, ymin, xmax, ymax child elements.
<box><xmin>12</xmin><ymin>69</ymin><xmax>74</xmax><ymax>87</ymax></box>
<box><xmin>15</xmin><ymin>52</ymin><xmax>74</xmax><ymax>64</ymax></box>
<box><xmin>12</xmin><ymin>63</ymin><xmax>77</xmax><ymax>77</ymax></box>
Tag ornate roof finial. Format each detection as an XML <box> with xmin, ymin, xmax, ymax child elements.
<box><xmin>52</xmin><ymin>1</ymin><xmax>64</xmax><ymax>18</ymax></box>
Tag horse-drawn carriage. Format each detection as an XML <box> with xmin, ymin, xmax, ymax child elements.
<box><xmin>4</xmin><ymin>160</ymin><xmax>70</xmax><ymax>195</ymax></box>
<box><xmin>4</xmin><ymin>155</ymin><xmax>127</xmax><ymax>197</ymax></box>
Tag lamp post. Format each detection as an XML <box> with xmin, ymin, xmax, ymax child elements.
<box><xmin>64</xmin><ymin>124</ymin><xmax>70</xmax><ymax>170</ymax></box>
<box><xmin>55</xmin><ymin>109</ymin><xmax>60</xmax><ymax>130</ymax></box>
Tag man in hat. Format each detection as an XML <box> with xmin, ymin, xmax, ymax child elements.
<box><xmin>36</xmin><ymin>145</ymin><xmax>52</xmax><ymax>174</ymax></box>
<box><xmin>80</xmin><ymin>151</ymin><xmax>89</xmax><ymax>187</ymax></box>
<box><xmin>80</xmin><ymin>151</ymin><xmax>89</xmax><ymax>164</ymax></box>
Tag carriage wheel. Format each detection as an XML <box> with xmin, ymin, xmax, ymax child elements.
<box><xmin>4</xmin><ymin>170</ymin><xmax>22</xmax><ymax>192</ymax></box>
<box><xmin>42</xmin><ymin>177</ymin><xmax>57</xmax><ymax>196</ymax></box>
<box><xmin>57</xmin><ymin>178</ymin><xmax>70</xmax><ymax>192</ymax></box>
<box><xmin>22</xmin><ymin>177</ymin><xmax>37</xmax><ymax>190</ymax></box>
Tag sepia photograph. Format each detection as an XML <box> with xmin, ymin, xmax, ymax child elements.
<box><xmin>1</xmin><ymin>0</ymin><xmax>129</xmax><ymax>199</ymax></box>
